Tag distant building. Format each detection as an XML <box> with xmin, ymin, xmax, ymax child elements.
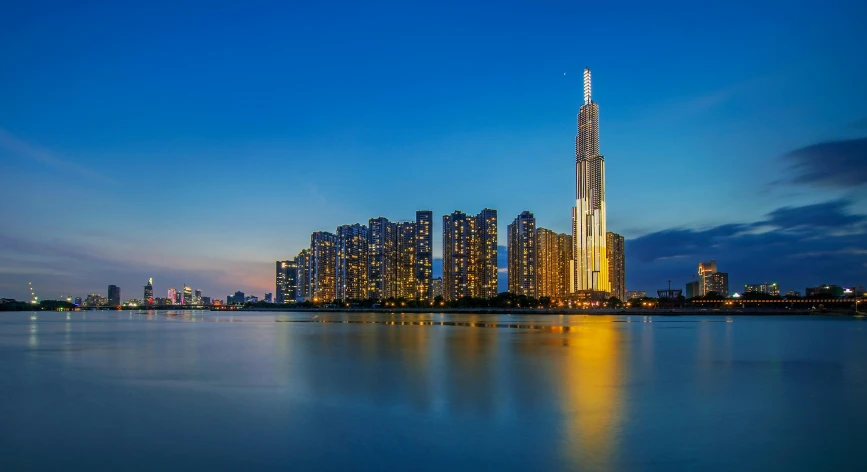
<box><xmin>744</xmin><ymin>283</ymin><xmax>780</xmax><ymax>297</ymax></box>
<box><xmin>85</xmin><ymin>294</ymin><xmax>107</xmax><ymax>307</ymax></box>
<box><xmin>74</xmin><ymin>297</ymin><xmax>82</xmax><ymax>306</ymax></box>
<box><xmin>685</xmin><ymin>280</ymin><xmax>701</xmax><ymax>299</ymax></box>
<box><xmin>785</xmin><ymin>290</ymin><xmax>801</xmax><ymax>297</ymax></box>
<box><xmin>696</xmin><ymin>260</ymin><xmax>729</xmax><ymax>297</ymax></box>
<box><xmin>183</xmin><ymin>285</ymin><xmax>193</xmax><ymax>305</ymax></box>
<box><xmin>295</xmin><ymin>249</ymin><xmax>312</xmax><ymax>302</ymax></box>
<box><xmin>443</xmin><ymin>209</ymin><xmax>498</xmax><ymax>301</ymax></box>
<box><xmin>606</xmin><ymin>232</ymin><xmax>625</xmax><ymax>301</ymax></box>
<box><xmin>337</xmin><ymin>224</ymin><xmax>369</xmax><ymax>301</ymax></box>
<box><xmin>805</xmin><ymin>285</ymin><xmax>844</xmax><ymax>298</ymax></box>
<box><xmin>367</xmin><ymin>217</ymin><xmax>397</xmax><ymax>300</ymax></box>
<box><xmin>246</xmin><ymin>295</ymin><xmax>259</xmax><ymax>303</ymax></box>
<box><xmin>276</xmin><ymin>260</ymin><xmax>299</xmax><ymax>303</ymax></box>
<box><xmin>143</xmin><ymin>278</ymin><xmax>154</xmax><ymax>305</ymax></box>
<box><xmin>310</xmin><ymin>231</ymin><xmax>337</xmax><ymax>302</ymax></box>
<box><xmin>625</xmin><ymin>291</ymin><xmax>646</xmax><ymax>300</ymax></box>
<box><xmin>431</xmin><ymin>277</ymin><xmax>443</xmax><ymax>299</ymax></box>
<box><xmin>233</xmin><ymin>291</ymin><xmax>245</xmax><ymax>305</ymax></box>
<box><xmin>108</xmin><ymin>285</ymin><xmax>121</xmax><ymax>306</ymax></box>
<box><xmin>264</xmin><ymin>293</ymin><xmax>272</xmax><ymax>303</ymax></box>
<box><xmin>202</xmin><ymin>296</ymin><xmax>211</xmax><ymax>305</ymax></box>
<box><xmin>396</xmin><ymin>221</ymin><xmax>416</xmax><ymax>299</ymax></box>
<box><xmin>194</xmin><ymin>289</ymin><xmax>202</xmax><ymax>304</ymax></box>
<box><xmin>507</xmin><ymin>211</ymin><xmax>536</xmax><ymax>297</ymax></box>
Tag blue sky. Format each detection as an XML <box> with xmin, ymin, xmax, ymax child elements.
<box><xmin>2</xmin><ymin>0</ymin><xmax>866</xmax><ymax>300</ymax></box>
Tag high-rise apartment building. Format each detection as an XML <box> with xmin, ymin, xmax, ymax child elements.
<box><xmin>475</xmin><ymin>208</ymin><xmax>498</xmax><ymax>298</ymax></box>
<box><xmin>337</xmin><ymin>224</ymin><xmax>369</xmax><ymax>301</ymax></box>
<box><xmin>431</xmin><ymin>277</ymin><xmax>443</xmax><ymax>300</ymax></box>
<box><xmin>295</xmin><ymin>249</ymin><xmax>312</xmax><ymax>302</ymax></box>
<box><xmin>572</xmin><ymin>67</ymin><xmax>609</xmax><ymax>294</ymax></box>
<box><xmin>143</xmin><ymin>278</ymin><xmax>154</xmax><ymax>305</ymax></box>
<box><xmin>108</xmin><ymin>285</ymin><xmax>121</xmax><ymax>306</ymax></box>
<box><xmin>396</xmin><ymin>222</ymin><xmax>416</xmax><ymax>299</ymax></box>
<box><xmin>606</xmin><ymin>232</ymin><xmax>626</xmax><ymax>301</ymax></box>
<box><xmin>442</xmin><ymin>209</ymin><xmax>498</xmax><ymax>301</ymax></box>
<box><xmin>415</xmin><ymin>210</ymin><xmax>433</xmax><ymax>300</ymax></box>
<box><xmin>507</xmin><ymin>211</ymin><xmax>536</xmax><ymax>297</ymax></box>
<box><xmin>368</xmin><ymin>217</ymin><xmax>397</xmax><ymax>299</ymax></box>
<box><xmin>536</xmin><ymin>228</ymin><xmax>571</xmax><ymax>298</ymax></box>
<box><xmin>310</xmin><ymin>231</ymin><xmax>337</xmax><ymax>302</ymax></box>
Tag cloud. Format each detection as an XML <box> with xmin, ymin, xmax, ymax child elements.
<box><xmin>779</xmin><ymin>137</ymin><xmax>867</xmax><ymax>189</ymax></box>
<box><xmin>0</xmin><ymin>127</ymin><xmax>117</xmax><ymax>183</ymax></box>
<box><xmin>627</xmin><ymin>199</ymin><xmax>867</xmax><ymax>293</ymax></box>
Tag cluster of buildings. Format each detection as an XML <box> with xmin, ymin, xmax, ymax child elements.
<box><xmin>275</xmin><ymin>68</ymin><xmax>628</xmax><ymax>304</ymax></box>
<box><xmin>276</xmin><ymin>211</ymin><xmax>435</xmax><ymax>303</ymax></box>
<box><xmin>685</xmin><ymin>260</ymin><xmax>730</xmax><ymax>298</ymax></box>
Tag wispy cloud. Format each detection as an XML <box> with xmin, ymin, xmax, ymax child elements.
<box><xmin>0</xmin><ymin>127</ymin><xmax>117</xmax><ymax>184</ymax></box>
<box><xmin>776</xmin><ymin>137</ymin><xmax>867</xmax><ymax>189</ymax></box>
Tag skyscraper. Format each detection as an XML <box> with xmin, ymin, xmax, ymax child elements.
<box><xmin>337</xmin><ymin>224</ymin><xmax>369</xmax><ymax>301</ymax></box>
<box><xmin>143</xmin><ymin>278</ymin><xmax>154</xmax><ymax>305</ymax></box>
<box><xmin>415</xmin><ymin>210</ymin><xmax>433</xmax><ymax>300</ymax></box>
<box><xmin>368</xmin><ymin>217</ymin><xmax>397</xmax><ymax>299</ymax></box>
<box><xmin>276</xmin><ymin>260</ymin><xmax>299</xmax><ymax>303</ymax></box>
<box><xmin>194</xmin><ymin>289</ymin><xmax>202</xmax><ymax>304</ymax></box>
<box><xmin>295</xmin><ymin>249</ymin><xmax>312</xmax><ymax>302</ymax></box>
<box><xmin>475</xmin><ymin>208</ymin><xmax>498</xmax><ymax>298</ymax></box>
<box><xmin>572</xmin><ymin>67</ymin><xmax>609</xmax><ymax>294</ymax></box>
<box><xmin>396</xmin><ymin>221</ymin><xmax>416</xmax><ymax>299</ymax></box>
<box><xmin>167</xmin><ymin>287</ymin><xmax>177</xmax><ymax>305</ymax></box>
<box><xmin>108</xmin><ymin>285</ymin><xmax>121</xmax><ymax>306</ymax></box>
<box><xmin>508</xmin><ymin>211</ymin><xmax>536</xmax><ymax>297</ymax></box>
<box><xmin>183</xmin><ymin>285</ymin><xmax>192</xmax><ymax>305</ymax></box>
<box><xmin>697</xmin><ymin>260</ymin><xmax>729</xmax><ymax>297</ymax></box>
<box><xmin>536</xmin><ymin>229</ymin><xmax>572</xmax><ymax>299</ymax></box>
<box><xmin>310</xmin><ymin>231</ymin><xmax>337</xmax><ymax>302</ymax></box>
<box><xmin>606</xmin><ymin>232</ymin><xmax>626</xmax><ymax>301</ymax></box>
<box><xmin>233</xmin><ymin>291</ymin><xmax>245</xmax><ymax>305</ymax></box>
<box><xmin>442</xmin><ymin>209</ymin><xmax>498</xmax><ymax>301</ymax></box>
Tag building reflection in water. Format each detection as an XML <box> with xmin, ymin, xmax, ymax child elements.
<box><xmin>554</xmin><ymin>322</ymin><xmax>627</xmax><ymax>470</ymax></box>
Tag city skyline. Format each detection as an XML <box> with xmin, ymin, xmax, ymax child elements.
<box><xmin>2</xmin><ymin>2</ymin><xmax>866</xmax><ymax>300</ymax></box>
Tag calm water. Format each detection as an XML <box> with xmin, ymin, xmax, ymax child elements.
<box><xmin>1</xmin><ymin>311</ymin><xmax>866</xmax><ymax>471</ymax></box>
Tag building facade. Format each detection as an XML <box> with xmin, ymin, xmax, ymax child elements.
<box><xmin>572</xmin><ymin>67</ymin><xmax>609</xmax><ymax>294</ymax></box>
<box><xmin>431</xmin><ymin>277</ymin><xmax>443</xmax><ymax>300</ymax></box>
<box><xmin>368</xmin><ymin>217</ymin><xmax>397</xmax><ymax>299</ymax></box>
<box><xmin>508</xmin><ymin>211</ymin><xmax>536</xmax><ymax>297</ymax></box>
<box><xmin>744</xmin><ymin>283</ymin><xmax>780</xmax><ymax>297</ymax></box>
<box><xmin>442</xmin><ymin>209</ymin><xmax>498</xmax><ymax>301</ymax></box>
<box><xmin>108</xmin><ymin>285</ymin><xmax>121</xmax><ymax>306</ymax></box>
<box><xmin>396</xmin><ymin>222</ymin><xmax>416</xmax><ymax>299</ymax></box>
<box><xmin>310</xmin><ymin>231</ymin><xmax>337</xmax><ymax>302</ymax></box>
<box><xmin>337</xmin><ymin>224</ymin><xmax>369</xmax><ymax>301</ymax></box>
<box><xmin>295</xmin><ymin>249</ymin><xmax>312</xmax><ymax>302</ymax></box>
<box><xmin>696</xmin><ymin>260</ymin><xmax>729</xmax><ymax>297</ymax></box>
<box><xmin>143</xmin><ymin>278</ymin><xmax>154</xmax><ymax>305</ymax></box>
<box><xmin>183</xmin><ymin>285</ymin><xmax>192</xmax><ymax>305</ymax></box>
<box><xmin>414</xmin><ymin>210</ymin><xmax>433</xmax><ymax>300</ymax></box>
<box><xmin>606</xmin><ymin>232</ymin><xmax>626</xmax><ymax>301</ymax></box>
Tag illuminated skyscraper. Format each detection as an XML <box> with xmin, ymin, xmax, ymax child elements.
<box><xmin>475</xmin><ymin>208</ymin><xmax>498</xmax><ymax>298</ymax></box>
<box><xmin>536</xmin><ymin>229</ymin><xmax>573</xmax><ymax>298</ymax></box>
<box><xmin>396</xmin><ymin>222</ymin><xmax>416</xmax><ymax>299</ymax></box>
<box><xmin>606</xmin><ymin>232</ymin><xmax>625</xmax><ymax>301</ymax></box>
<box><xmin>442</xmin><ymin>208</ymin><xmax>498</xmax><ymax>301</ymax></box>
<box><xmin>310</xmin><ymin>231</ymin><xmax>337</xmax><ymax>302</ymax></box>
<box><xmin>572</xmin><ymin>67</ymin><xmax>609</xmax><ymax>294</ymax></box>
<box><xmin>414</xmin><ymin>210</ymin><xmax>433</xmax><ymax>300</ymax></box>
<box><xmin>507</xmin><ymin>211</ymin><xmax>536</xmax><ymax>297</ymax></box>
<box><xmin>276</xmin><ymin>260</ymin><xmax>299</xmax><ymax>303</ymax></box>
<box><xmin>368</xmin><ymin>217</ymin><xmax>397</xmax><ymax>299</ymax></box>
<box><xmin>295</xmin><ymin>249</ymin><xmax>312</xmax><ymax>302</ymax></box>
<box><xmin>183</xmin><ymin>285</ymin><xmax>192</xmax><ymax>305</ymax></box>
<box><xmin>167</xmin><ymin>287</ymin><xmax>177</xmax><ymax>305</ymax></box>
<box><xmin>194</xmin><ymin>289</ymin><xmax>202</xmax><ymax>305</ymax></box>
<box><xmin>143</xmin><ymin>278</ymin><xmax>154</xmax><ymax>305</ymax></box>
<box><xmin>697</xmin><ymin>260</ymin><xmax>729</xmax><ymax>297</ymax></box>
<box><xmin>337</xmin><ymin>224</ymin><xmax>369</xmax><ymax>301</ymax></box>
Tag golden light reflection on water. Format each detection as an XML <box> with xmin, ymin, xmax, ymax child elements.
<box><xmin>556</xmin><ymin>322</ymin><xmax>626</xmax><ymax>470</ymax></box>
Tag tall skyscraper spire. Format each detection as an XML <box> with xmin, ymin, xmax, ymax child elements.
<box><xmin>572</xmin><ymin>67</ymin><xmax>609</xmax><ymax>294</ymax></box>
